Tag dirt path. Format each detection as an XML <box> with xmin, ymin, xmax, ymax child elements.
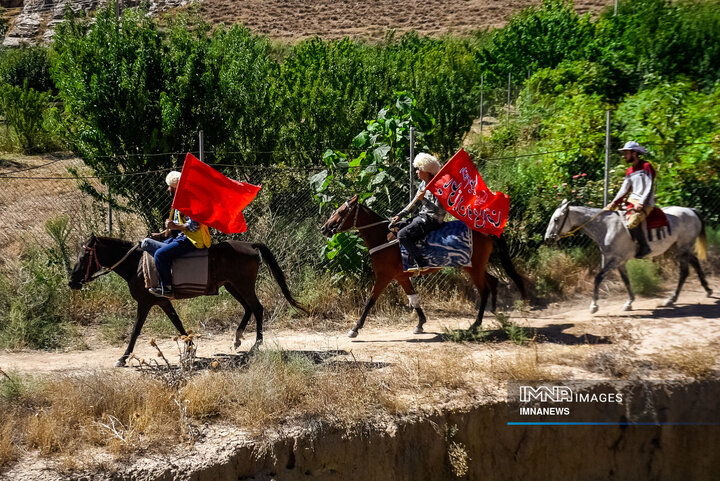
<box><xmin>2</xmin><ymin>279</ymin><xmax>718</xmax><ymax>376</ymax></box>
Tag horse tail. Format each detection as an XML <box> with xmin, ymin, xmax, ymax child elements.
<box><xmin>692</xmin><ymin>209</ymin><xmax>707</xmax><ymax>261</ymax></box>
<box><xmin>252</xmin><ymin>243</ymin><xmax>310</xmax><ymax>315</ymax></box>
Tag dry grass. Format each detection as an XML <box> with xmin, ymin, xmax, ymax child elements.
<box><xmin>0</xmin><ymin>371</ymin><xmax>182</xmax><ymax>468</ymax></box>
<box><xmin>0</xmin><ymin>345</ymin><xmax>483</xmax><ymax>468</ymax></box>
<box><xmin>538</xmin><ymin>345</ymin><xmax>593</xmax><ymax>367</ymax></box>
<box><xmin>651</xmin><ymin>347</ymin><xmax>717</xmax><ymax>379</ymax></box>
<box><xmin>193</xmin><ymin>0</ymin><xmax>613</xmax><ymax>42</ymax></box>
<box><xmin>0</xmin><ymin>420</ymin><xmax>19</xmax><ymax>469</ymax></box>
<box><xmin>491</xmin><ymin>350</ymin><xmax>559</xmax><ymax>381</ymax></box>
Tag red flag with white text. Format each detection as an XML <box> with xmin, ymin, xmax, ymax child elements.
<box><xmin>427</xmin><ymin>149</ymin><xmax>509</xmax><ymax>236</ymax></box>
<box><xmin>172</xmin><ymin>153</ymin><xmax>261</xmax><ymax>234</ymax></box>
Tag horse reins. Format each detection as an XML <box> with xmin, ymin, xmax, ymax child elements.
<box><xmin>83</xmin><ymin>242</ymin><xmax>140</xmax><ymax>283</ymax></box>
<box><xmin>333</xmin><ymin>201</ymin><xmax>399</xmax><ymax>254</ymax></box>
<box><xmin>557</xmin><ymin>208</ymin><xmax>607</xmax><ymax>239</ymax></box>
<box><xmin>334</xmin><ymin>201</ymin><xmax>389</xmax><ymax>234</ymax></box>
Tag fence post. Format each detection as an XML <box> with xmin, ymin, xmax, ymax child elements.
<box><xmin>479</xmin><ymin>74</ymin><xmax>484</xmax><ymax>136</ymax></box>
<box><xmin>199</xmin><ymin>130</ymin><xmax>204</xmax><ymax>163</ymax></box>
<box><xmin>604</xmin><ymin>110</ymin><xmax>611</xmax><ymax>207</ymax></box>
<box><xmin>409</xmin><ymin>126</ymin><xmax>415</xmax><ymax>202</ymax></box>
<box><xmin>108</xmin><ymin>186</ymin><xmax>113</xmax><ymax>235</ymax></box>
<box><xmin>507</xmin><ymin>72</ymin><xmax>512</xmax><ymax>128</ymax></box>
<box><xmin>602</xmin><ymin>110</ymin><xmax>611</xmax><ymax>269</ymax></box>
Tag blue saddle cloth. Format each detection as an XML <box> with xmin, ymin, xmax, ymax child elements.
<box><xmin>400</xmin><ymin>220</ymin><xmax>473</xmax><ymax>271</ymax></box>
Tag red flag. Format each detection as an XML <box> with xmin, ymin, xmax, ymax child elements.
<box><xmin>428</xmin><ymin>149</ymin><xmax>509</xmax><ymax>236</ymax></box>
<box><xmin>172</xmin><ymin>153</ymin><xmax>261</xmax><ymax>234</ymax></box>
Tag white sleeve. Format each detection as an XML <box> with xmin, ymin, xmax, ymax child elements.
<box><xmin>611</xmin><ymin>176</ymin><xmax>631</xmax><ymax>205</ymax></box>
<box><xmin>636</xmin><ymin>171</ymin><xmax>654</xmax><ymax>205</ymax></box>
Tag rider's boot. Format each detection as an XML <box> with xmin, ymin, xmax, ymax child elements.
<box><xmin>630</xmin><ymin>226</ymin><xmax>651</xmax><ymax>259</ymax></box>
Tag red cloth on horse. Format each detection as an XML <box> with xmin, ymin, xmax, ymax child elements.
<box><xmin>645</xmin><ymin>207</ymin><xmax>669</xmax><ymax>229</ymax></box>
<box><xmin>427</xmin><ymin>149</ymin><xmax>509</xmax><ymax>236</ymax></box>
<box><xmin>173</xmin><ymin>153</ymin><xmax>261</xmax><ymax>234</ymax></box>
<box><xmin>626</xmin><ymin>205</ymin><xmax>668</xmax><ymax>229</ymax></box>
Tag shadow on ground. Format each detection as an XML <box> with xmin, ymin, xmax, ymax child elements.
<box><xmin>189</xmin><ymin>349</ymin><xmax>390</xmax><ymax>370</ymax></box>
<box><xmin>352</xmin><ymin>323</ymin><xmax>611</xmax><ymax>346</ymax></box>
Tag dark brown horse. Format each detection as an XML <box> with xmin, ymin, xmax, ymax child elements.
<box><xmin>321</xmin><ymin>195</ymin><xmax>499</xmax><ymax>337</ymax></box>
<box><xmin>68</xmin><ymin>235</ymin><xmax>307</xmax><ymax>367</ymax></box>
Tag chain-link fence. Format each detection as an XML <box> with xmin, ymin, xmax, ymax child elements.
<box><xmin>1</xmin><ymin>143</ymin><xmax>718</xmax><ymax>313</ymax></box>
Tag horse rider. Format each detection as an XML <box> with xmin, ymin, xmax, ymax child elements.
<box><xmin>140</xmin><ymin>171</ymin><xmax>212</xmax><ymax>297</ymax></box>
<box><xmin>390</xmin><ymin>153</ymin><xmax>446</xmax><ymax>268</ymax></box>
<box><xmin>605</xmin><ymin>141</ymin><xmax>655</xmax><ymax>259</ymax></box>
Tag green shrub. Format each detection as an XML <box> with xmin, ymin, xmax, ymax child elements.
<box><xmin>0</xmin><ymin>247</ymin><xmax>76</xmax><ymax>350</ymax></box>
<box><xmin>0</xmin><ymin>46</ymin><xmax>53</xmax><ymax>93</ymax></box>
<box><xmin>0</xmin><ymin>80</ymin><xmax>55</xmax><ymax>153</ymax></box>
<box><xmin>626</xmin><ymin>259</ymin><xmax>662</xmax><ymax>296</ymax></box>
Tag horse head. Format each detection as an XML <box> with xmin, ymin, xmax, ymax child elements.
<box><xmin>544</xmin><ymin>198</ymin><xmax>571</xmax><ymax>242</ymax></box>
<box><xmin>321</xmin><ymin>195</ymin><xmax>360</xmax><ymax>237</ymax></box>
<box><xmin>68</xmin><ymin>234</ymin><xmax>100</xmax><ymax>289</ymax></box>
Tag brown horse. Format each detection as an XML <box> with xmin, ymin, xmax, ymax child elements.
<box><xmin>68</xmin><ymin>235</ymin><xmax>307</xmax><ymax>367</ymax></box>
<box><xmin>321</xmin><ymin>195</ymin><xmax>496</xmax><ymax>337</ymax></box>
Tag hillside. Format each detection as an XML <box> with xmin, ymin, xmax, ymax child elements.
<box><xmin>3</xmin><ymin>0</ymin><xmax>614</xmax><ymax>46</ymax></box>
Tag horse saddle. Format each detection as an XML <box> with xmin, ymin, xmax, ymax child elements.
<box><xmin>142</xmin><ymin>249</ymin><xmax>217</xmax><ymax>299</ymax></box>
<box><xmin>399</xmin><ymin>220</ymin><xmax>473</xmax><ymax>272</ymax></box>
<box><xmin>626</xmin><ymin>207</ymin><xmax>671</xmax><ymax>241</ymax></box>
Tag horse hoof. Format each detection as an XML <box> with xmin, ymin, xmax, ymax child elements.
<box><xmin>413</xmin><ymin>326</ymin><xmax>424</xmax><ymax>334</ymax></box>
<box><xmin>707</xmin><ymin>289</ymin><xmax>714</xmax><ymax>297</ymax></box>
<box><xmin>348</xmin><ymin>329</ymin><xmax>359</xmax><ymax>338</ymax></box>
<box><xmin>590</xmin><ymin>305</ymin><xmax>599</xmax><ymax>314</ymax></box>
<box><xmin>622</xmin><ymin>303</ymin><xmax>632</xmax><ymax>311</ymax></box>
<box><xmin>233</xmin><ymin>341</ymin><xmax>242</xmax><ymax>350</ymax></box>
<box><xmin>114</xmin><ymin>359</ymin><xmax>127</xmax><ymax>368</ymax></box>
<box><xmin>663</xmin><ymin>299</ymin><xmax>675</xmax><ymax>307</ymax></box>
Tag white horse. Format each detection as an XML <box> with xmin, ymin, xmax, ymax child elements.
<box><xmin>545</xmin><ymin>199</ymin><xmax>712</xmax><ymax>313</ymax></box>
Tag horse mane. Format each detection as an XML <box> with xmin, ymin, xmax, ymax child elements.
<box><xmin>357</xmin><ymin>202</ymin><xmax>388</xmax><ymax>222</ymax></box>
<box><xmin>95</xmin><ymin>236</ymin><xmax>137</xmax><ymax>249</ymax></box>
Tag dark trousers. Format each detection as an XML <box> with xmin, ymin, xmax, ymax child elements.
<box><xmin>148</xmin><ymin>237</ymin><xmax>195</xmax><ymax>288</ymax></box>
<box><xmin>397</xmin><ymin>216</ymin><xmax>441</xmax><ymax>263</ymax></box>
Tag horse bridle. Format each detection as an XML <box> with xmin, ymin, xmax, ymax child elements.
<box><xmin>330</xmin><ymin>201</ymin><xmax>389</xmax><ymax>235</ymax></box>
<box><xmin>553</xmin><ymin>204</ymin><xmax>607</xmax><ymax>240</ymax></box>
<box><xmin>82</xmin><ymin>241</ymin><xmax>139</xmax><ymax>283</ymax></box>
<box><xmin>554</xmin><ymin>204</ymin><xmax>572</xmax><ymax>239</ymax></box>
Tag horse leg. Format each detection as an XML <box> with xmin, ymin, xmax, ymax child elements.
<box><xmin>617</xmin><ymin>264</ymin><xmax>635</xmax><ymax>311</ymax></box>
<box><xmin>486</xmin><ymin>272</ymin><xmax>499</xmax><ymax>313</ymax></box>
<box><xmin>475</xmin><ymin>275</ymin><xmax>495</xmax><ymax>319</ymax></box>
<box><xmin>591</xmin><ymin>261</ymin><xmax>616</xmax><ymax>314</ymax></box>
<box><xmin>348</xmin><ymin>277</ymin><xmax>391</xmax><ymax>338</ymax></box>
<box><xmin>664</xmin><ymin>254</ymin><xmax>690</xmax><ymax>307</ymax></box>
<box><xmin>689</xmin><ymin>255</ymin><xmax>713</xmax><ymax>297</ymax></box>
<box><xmin>117</xmin><ymin>302</ymin><xmax>152</xmax><ymax>367</ymax></box>
<box><xmin>228</xmin><ymin>283</ymin><xmax>264</xmax><ymax>351</ymax></box>
<box><xmin>224</xmin><ymin>284</ymin><xmax>252</xmax><ymax>349</ymax></box>
<box><xmin>465</xmin><ymin>267</ymin><xmax>488</xmax><ymax>331</ymax></box>
<box><xmin>397</xmin><ymin>277</ymin><xmax>426</xmax><ymax>334</ymax></box>
<box><xmin>158</xmin><ymin>300</ymin><xmax>188</xmax><ymax>336</ymax></box>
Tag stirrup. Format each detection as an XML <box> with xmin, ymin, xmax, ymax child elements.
<box><xmin>149</xmin><ymin>286</ymin><xmax>174</xmax><ymax>298</ymax></box>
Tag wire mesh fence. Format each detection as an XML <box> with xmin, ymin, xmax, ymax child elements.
<box><xmin>0</xmin><ymin>144</ymin><xmax>718</xmax><ymax>315</ymax></box>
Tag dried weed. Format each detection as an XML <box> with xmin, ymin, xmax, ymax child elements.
<box><xmin>651</xmin><ymin>347</ymin><xmax>717</xmax><ymax>379</ymax></box>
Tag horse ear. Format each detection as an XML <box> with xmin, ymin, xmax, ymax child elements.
<box><xmin>560</xmin><ymin>198</ymin><xmax>570</xmax><ymax>208</ymax></box>
<box><xmin>350</xmin><ymin>194</ymin><xmax>359</xmax><ymax>204</ymax></box>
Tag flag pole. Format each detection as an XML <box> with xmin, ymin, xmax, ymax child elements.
<box><xmin>409</xmin><ymin>126</ymin><xmax>415</xmax><ymax>202</ymax></box>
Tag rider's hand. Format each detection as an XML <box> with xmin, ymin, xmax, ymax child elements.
<box><xmin>635</xmin><ymin>204</ymin><xmax>644</xmax><ymax>212</ymax></box>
